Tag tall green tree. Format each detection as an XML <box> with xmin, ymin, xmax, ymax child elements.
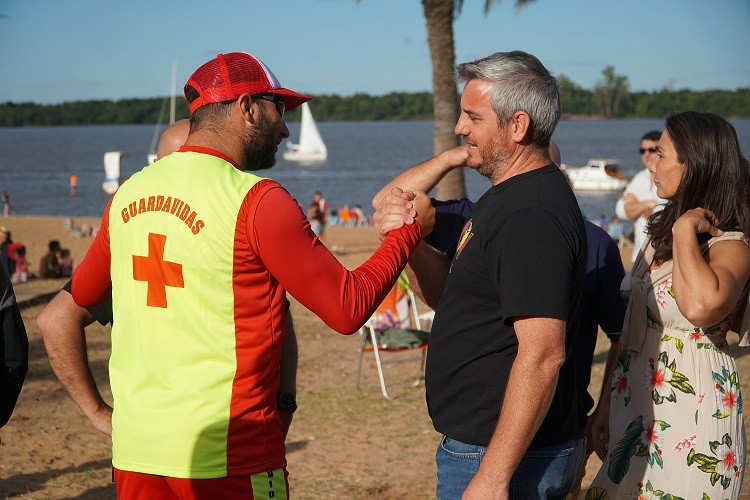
<box><xmin>558</xmin><ymin>74</ymin><xmax>596</xmax><ymax>116</ymax></box>
<box><xmin>421</xmin><ymin>0</ymin><xmax>536</xmax><ymax>199</ymax></box>
<box><xmin>594</xmin><ymin>65</ymin><xmax>630</xmax><ymax>118</ymax></box>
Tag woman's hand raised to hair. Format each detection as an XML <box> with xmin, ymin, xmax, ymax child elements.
<box><xmin>672</xmin><ymin>207</ymin><xmax>723</xmax><ymax>238</ymax></box>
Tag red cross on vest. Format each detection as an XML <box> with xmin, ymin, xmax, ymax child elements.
<box><xmin>133</xmin><ymin>232</ymin><xmax>184</xmax><ymax>308</ymax></box>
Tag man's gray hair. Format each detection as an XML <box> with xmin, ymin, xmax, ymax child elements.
<box><xmin>457</xmin><ymin>51</ymin><xmax>560</xmax><ymax>146</ymax></box>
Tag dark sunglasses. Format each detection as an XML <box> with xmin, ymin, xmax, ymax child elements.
<box><xmin>639</xmin><ymin>147</ymin><xmax>658</xmax><ymax>155</ymax></box>
<box><xmin>252</xmin><ymin>93</ymin><xmax>285</xmax><ymax>116</ymax></box>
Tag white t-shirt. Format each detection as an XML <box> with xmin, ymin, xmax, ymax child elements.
<box><xmin>615</xmin><ymin>168</ymin><xmax>666</xmax><ymax>262</ymax></box>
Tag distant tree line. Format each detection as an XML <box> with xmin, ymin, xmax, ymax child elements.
<box><xmin>0</xmin><ymin>97</ymin><xmax>191</xmax><ymax>127</ymax></box>
<box><xmin>560</xmin><ymin>66</ymin><xmax>750</xmax><ymax>118</ymax></box>
<box><xmin>1</xmin><ymin>69</ymin><xmax>748</xmax><ymax>127</ymax></box>
<box><xmin>0</xmin><ymin>91</ymin><xmax>436</xmax><ymax>127</ymax></box>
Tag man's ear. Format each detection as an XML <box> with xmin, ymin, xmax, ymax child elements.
<box><xmin>237</xmin><ymin>93</ymin><xmax>255</xmax><ymax>123</ymax></box>
<box><xmin>509</xmin><ymin>111</ymin><xmax>531</xmax><ymax>143</ymax></box>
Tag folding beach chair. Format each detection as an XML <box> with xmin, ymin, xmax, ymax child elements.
<box><xmin>355</xmin><ymin>273</ymin><xmax>433</xmax><ymax>401</ymax></box>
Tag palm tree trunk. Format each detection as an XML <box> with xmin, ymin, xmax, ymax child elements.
<box><xmin>421</xmin><ymin>0</ymin><xmax>465</xmax><ymax>200</ymax></box>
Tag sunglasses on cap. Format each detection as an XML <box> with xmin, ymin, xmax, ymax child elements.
<box><xmin>639</xmin><ymin>147</ymin><xmax>658</xmax><ymax>155</ymax></box>
<box><xmin>252</xmin><ymin>93</ymin><xmax>285</xmax><ymax>117</ymax></box>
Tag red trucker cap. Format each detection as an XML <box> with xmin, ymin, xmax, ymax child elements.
<box><xmin>184</xmin><ymin>52</ymin><xmax>311</xmax><ymax>114</ymax></box>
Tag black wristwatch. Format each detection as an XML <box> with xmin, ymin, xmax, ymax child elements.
<box><xmin>276</xmin><ymin>391</ymin><xmax>297</xmax><ymax>413</ymax></box>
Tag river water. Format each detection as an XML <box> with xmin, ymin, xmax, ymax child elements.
<box><xmin>0</xmin><ymin>118</ymin><xmax>748</xmax><ymax>224</ymax></box>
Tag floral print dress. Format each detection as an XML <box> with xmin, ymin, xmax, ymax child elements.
<box><xmin>587</xmin><ymin>234</ymin><xmax>747</xmax><ymax>500</ymax></box>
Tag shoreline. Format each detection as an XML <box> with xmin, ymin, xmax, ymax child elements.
<box><xmin>1</xmin><ymin>213</ymin><xmax>633</xmax><ymax>286</ymax></box>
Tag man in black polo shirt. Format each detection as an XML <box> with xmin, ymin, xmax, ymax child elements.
<box><xmin>374</xmin><ymin>51</ymin><xmax>588</xmax><ymax>499</ymax></box>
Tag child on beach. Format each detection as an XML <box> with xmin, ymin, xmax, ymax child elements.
<box><xmin>38</xmin><ymin>240</ymin><xmax>61</xmax><ymax>279</ymax></box>
<box><xmin>12</xmin><ymin>245</ymin><xmax>28</xmax><ymax>283</ymax></box>
<box><xmin>58</xmin><ymin>249</ymin><xmax>73</xmax><ymax>277</ymax></box>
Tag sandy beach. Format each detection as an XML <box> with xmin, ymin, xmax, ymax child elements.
<box><xmin>0</xmin><ymin>215</ymin><xmax>748</xmax><ymax>499</ymax></box>
<box><xmin>0</xmin><ymin>215</ymin><xmax>101</xmax><ymax>297</ymax></box>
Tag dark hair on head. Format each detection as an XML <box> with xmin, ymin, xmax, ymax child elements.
<box><xmin>641</xmin><ymin>130</ymin><xmax>662</xmax><ymax>142</ymax></box>
<box><xmin>184</xmin><ymin>84</ymin><xmax>200</xmax><ymax>106</ymax></box>
<box><xmin>49</xmin><ymin>240</ymin><xmax>61</xmax><ymax>252</ymax></box>
<box><xmin>184</xmin><ymin>84</ymin><xmax>233</xmax><ymax>132</ymax></box>
<box><xmin>648</xmin><ymin>111</ymin><xmax>750</xmax><ymax>264</ymax></box>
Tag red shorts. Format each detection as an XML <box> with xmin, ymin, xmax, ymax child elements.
<box><xmin>113</xmin><ymin>467</ymin><xmax>289</xmax><ymax>499</ymax></box>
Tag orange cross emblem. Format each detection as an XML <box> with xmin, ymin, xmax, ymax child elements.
<box><xmin>132</xmin><ymin>233</ymin><xmax>184</xmax><ymax>308</ymax></box>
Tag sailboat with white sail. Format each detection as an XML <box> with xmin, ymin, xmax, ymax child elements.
<box><xmin>283</xmin><ymin>102</ymin><xmax>327</xmax><ymax>162</ymax></box>
<box><xmin>102</xmin><ymin>151</ymin><xmax>124</xmax><ymax>194</ymax></box>
<box><xmin>147</xmin><ymin>58</ymin><xmax>178</xmax><ymax>164</ymax></box>
<box><xmin>102</xmin><ymin>60</ymin><xmax>176</xmax><ymax>195</ymax></box>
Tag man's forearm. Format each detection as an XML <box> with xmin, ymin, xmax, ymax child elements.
<box><xmin>279</xmin><ymin>311</ymin><xmax>298</xmax><ymax>395</ymax></box>
<box><xmin>479</xmin><ymin>353</ymin><xmax>561</xmax><ymax>484</ymax></box>
<box><xmin>623</xmin><ymin>200</ymin><xmax>653</xmax><ymax>220</ymax></box>
<box><xmin>405</xmin><ymin>242</ymin><xmax>451</xmax><ymax>309</ymax></box>
<box><xmin>469</xmin><ymin>318</ymin><xmax>566</xmax><ymax>491</ymax></box>
<box><xmin>371</xmin><ymin>146</ymin><xmax>467</xmax><ymax>210</ymax></box>
<box><xmin>278</xmin><ymin>311</ymin><xmax>298</xmax><ymax>438</ymax></box>
<box><xmin>38</xmin><ymin>292</ymin><xmax>109</xmax><ymax>422</ymax></box>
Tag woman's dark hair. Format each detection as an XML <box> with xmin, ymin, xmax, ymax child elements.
<box><xmin>648</xmin><ymin>111</ymin><xmax>750</xmax><ymax>264</ymax></box>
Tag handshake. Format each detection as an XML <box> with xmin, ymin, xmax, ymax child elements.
<box><xmin>372</xmin><ymin>187</ymin><xmax>435</xmax><ymax>241</ymax></box>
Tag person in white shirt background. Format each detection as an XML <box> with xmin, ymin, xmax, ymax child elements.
<box><xmin>615</xmin><ymin>130</ymin><xmax>666</xmax><ymax>261</ymax></box>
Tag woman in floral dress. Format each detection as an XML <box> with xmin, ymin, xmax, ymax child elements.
<box><xmin>587</xmin><ymin>111</ymin><xmax>750</xmax><ymax>500</ymax></box>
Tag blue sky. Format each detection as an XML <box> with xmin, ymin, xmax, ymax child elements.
<box><xmin>1</xmin><ymin>0</ymin><xmax>748</xmax><ymax>105</ymax></box>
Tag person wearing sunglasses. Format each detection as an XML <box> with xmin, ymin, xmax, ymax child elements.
<box><xmin>40</xmin><ymin>118</ymin><xmax>300</xmax><ymax>442</ymax></box>
<box><xmin>615</xmin><ymin>130</ymin><xmax>667</xmax><ymax>262</ymax></box>
<box><xmin>589</xmin><ymin>112</ymin><xmax>750</xmax><ymax>500</ymax></box>
<box><xmin>65</xmin><ymin>52</ymin><xmax>434</xmax><ymax>499</ymax></box>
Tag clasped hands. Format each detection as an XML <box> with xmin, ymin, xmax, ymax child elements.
<box><xmin>373</xmin><ymin>187</ymin><xmax>435</xmax><ymax>241</ymax></box>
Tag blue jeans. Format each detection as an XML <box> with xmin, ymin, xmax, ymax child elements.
<box><xmin>435</xmin><ymin>435</ymin><xmax>586</xmax><ymax>499</ymax></box>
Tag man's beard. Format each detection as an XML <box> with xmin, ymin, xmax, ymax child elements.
<box><xmin>243</xmin><ymin>112</ymin><xmax>278</xmax><ymax>171</ymax></box>
<box><xmin>473</xmin><ymin>134</ymin><xmax>512</xmax><ymax>182</ymax></box>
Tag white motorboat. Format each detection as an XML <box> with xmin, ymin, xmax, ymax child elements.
<box><xmin>563</xmin><ymin>158</ymin><xmax>629</xmax><ymax>191</ymax></box>
<box><xmin>283</xmin><ymin>102</ymin><xmax>327</xmax><ymax>162</ymax></box>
